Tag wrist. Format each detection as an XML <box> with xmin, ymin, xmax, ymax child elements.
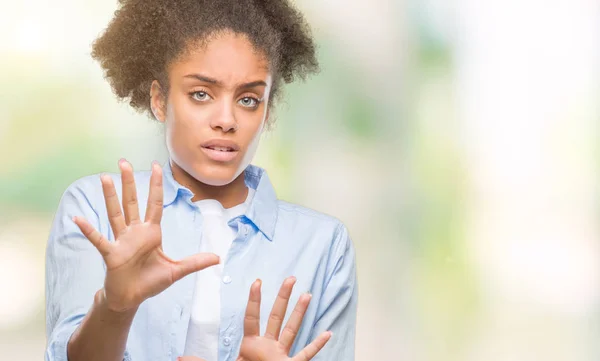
<box><xmin>94</xmin><ymin>288</ymin><xmax>139</xmax><ymax>320</ymax></box>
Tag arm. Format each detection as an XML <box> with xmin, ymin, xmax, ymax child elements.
<box><xmin>45</xmin><ymin>177</ymin><xmax>138</xmax><ymax>361</ymax></box>
<box><xmin>46</xmin><ymin>160</ymin><xmax>219</xmax><ymax>361</ymax></box>
<box><xmin>66</xmin><ymin>290</ymin><xmax>138</xmax><ymax>361</ymax></box>
<box><xmin>308</xmin><ymin>224</ymin><xmax>358</xmax><ymax>361</ymax></box>
<box><xmin>45</xmin><ymin>179</ymin><xmax>121</xmax><ymax>361</ymax></box>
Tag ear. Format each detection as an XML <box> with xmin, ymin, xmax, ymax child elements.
<box><xmin>150</xmin><ymin>80</ymin><xmax>167</xmax><ymax>122</ymax></box>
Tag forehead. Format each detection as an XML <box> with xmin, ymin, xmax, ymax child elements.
<box><xmin>169</xmin><ymin>31</ymin><xmax>271</xmax><ymax>84</ymax></box>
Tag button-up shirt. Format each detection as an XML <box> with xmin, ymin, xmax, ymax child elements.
<box><xmin>45</xmin><ymin>158</ymin><xmax>358</xmax><ymax>361</ymax></box>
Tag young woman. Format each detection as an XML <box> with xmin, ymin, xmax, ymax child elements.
<box><xmin>44</xmin><ymin>1</ymin><xmax>358</xmax><ymax>361</ymax></box>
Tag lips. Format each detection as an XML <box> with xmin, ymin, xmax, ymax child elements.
<box><xmin>200</xmin><ymin>139</ymin><xmax>240</xmax><ymax>151</ymax></box>
<box><xmin>200</xmin><ymin>139</ymin><xmax>240</xmax><ymax>162</ymax></box>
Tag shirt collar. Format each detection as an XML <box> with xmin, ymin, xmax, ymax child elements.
<box><xmin>162</xmin><ymin>158</ymin><xmax>278</xmax><ymax>241</ymax></box>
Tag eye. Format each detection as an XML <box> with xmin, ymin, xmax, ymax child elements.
<box><xmin>191</xmin><ymin>91</ymin><xmax>212</xmax><ymax>102</ymax></box>
<box><xmin>238</xmin><ymin>97</ymin><xmax>260</xmax><ymax>109</ymax></box>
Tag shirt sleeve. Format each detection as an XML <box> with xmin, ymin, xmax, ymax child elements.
<box><xmin>310</xmin><ymin>223</ymin><xmax>358</xmax><ymax>361</ymax></box>
<box><xmin>44</xmin><ymin>177</ymin><xmax>115</xmax><ymax>361</ymax></box>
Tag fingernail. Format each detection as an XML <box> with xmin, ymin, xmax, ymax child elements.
<box><xmin>118</xmin><ymin>158</ymin><xmax>126</xmax><ymax>165</ymax></box>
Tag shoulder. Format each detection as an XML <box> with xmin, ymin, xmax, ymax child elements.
<box><xmin>275</xmin><ymin>200</ymin><xmax>352</xmax><ymax>252</ymax></box>
<box><xmin>277</xmin><ymin>200</ymin><xmax>342</xmax><ymax>227</ymax></box>
<box><xmin>273</xmin><ymin>201</ymin><xmax>356</xmax><ymax>292</ymax></box>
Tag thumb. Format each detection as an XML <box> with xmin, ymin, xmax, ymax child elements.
<box><xmin>172</xmin><ymin>252</ymin><xmax>220</xmax><ymax>282</ymax></box>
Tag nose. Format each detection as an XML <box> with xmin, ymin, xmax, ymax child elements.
<box><xmin>209</xmin><ymin>101</ymin><xmax>237</xmax><ymax>133</ymax></box>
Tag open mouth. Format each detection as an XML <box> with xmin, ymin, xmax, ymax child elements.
<box><xmin>202</xmin><ymin>146</ymin><xmax>236</xmax><ymax>152</ymax></box>
<box><xmin>200</xmin><ymin>145</ymin><xmax>240</xmax><ymax>162</ymax></box>
<box><xmin>199</xmin><ymin>139</ymin><xmax>240</xmax><ymax>162</ymax></box>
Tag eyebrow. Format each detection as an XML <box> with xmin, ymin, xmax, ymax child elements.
<box><xmin>183</xmin><ymin>74</ymin><xmax>267</xmax><ymax>89</ymax></box>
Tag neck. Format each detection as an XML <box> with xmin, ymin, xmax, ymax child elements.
<box><xmin>170</xmin><ymin>161</ymin><xmax>248</xmax><ymax>209</ymax></box>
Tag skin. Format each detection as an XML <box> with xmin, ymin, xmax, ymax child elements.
<box><xmin>67</xmin><ymin>31</ymin><xmax>330</xmax><ymax>361</ymax></box>
<box><xmin>179</xmin><ymin>278</ymin><xmax>332</xmax><ymax>361</ymax></box>
<box><xmin>150</xmin><ymin>31</ymin><xmax>272</xmax><ymax>207</ymax></box>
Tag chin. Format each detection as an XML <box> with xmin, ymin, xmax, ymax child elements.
<box><xmin>169</xmin><ymin>147</ymin><xmax>250</xmax><ymax>187</ymax></box>
<box><xmin>193</xmin><ymin>163</ymin><xmax>241</xmax><ymax>187</ymax></box>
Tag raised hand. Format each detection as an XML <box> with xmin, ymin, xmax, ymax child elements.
<box><xmin>178</xmin><ymin>278</ymin><xmax>331</xmax><ymax>361</ymax></box>
<box><xmin>73</xmin><ymin>159</ymin><xmax>220</xmax><ymax>312</ymax></box>
<box><xmin>237</xmin><ymin>277</ymin><xmax>331</xmax><ymax>361</ymax></box>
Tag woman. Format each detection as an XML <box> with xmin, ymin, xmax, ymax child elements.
<box><xmin>45</xmin><ymin>1</ymin><xmax>358</xmax><ymax>361</ymax></box>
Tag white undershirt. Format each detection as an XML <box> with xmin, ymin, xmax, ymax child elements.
<box><xmin>183</xmin><ymin>187</ymin><xmax>255</xmax><ymax>361</ymax></box>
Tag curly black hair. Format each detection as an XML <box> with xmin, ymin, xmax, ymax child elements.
<box><xmin>91</xmin><ymin>0</ymin><xmax>319</xmax><ymax>124</ymax></box>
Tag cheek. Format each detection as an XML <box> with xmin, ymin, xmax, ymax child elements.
<box><xmin>235</xmin><ymin>108</ymin><xmax>267</xmax><ymax>140</ymax></box>
<box><xmin>242</xmin><ymin>118</ymin><xmax>266</xmax><ymax>158</ymax></box>
<box><xmin>167</xmin><ymin>97</ymin><xmax>211</xmax><ymax>133</ymax></box>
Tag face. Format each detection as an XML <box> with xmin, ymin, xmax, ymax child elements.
<box><xmin>151</xmin><ymin>31</ymin><xmax>272</xmax><ymax>186</ymax></box>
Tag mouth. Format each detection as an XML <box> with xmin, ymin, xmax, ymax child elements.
<box><xmin>200</xmin><ymin>140</ymin><xmax>240</xmax><ymax>162</ymax></box>
<box><xmin>201</xmin><ymin>145</ymin><xmax>237</xmax><ymax>152</ymax></box>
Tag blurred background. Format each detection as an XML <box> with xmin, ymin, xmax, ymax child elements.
<box><xmin>0</xmin><ymin>0</ymin><xmax>599</xmax><ymax>360</ymax></box>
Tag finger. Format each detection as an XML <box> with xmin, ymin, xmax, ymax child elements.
<box><xmin>279</xmin><ymin>293</ymin><xmax>312</xmax><ymax>352</ymax></box>
<box><xmin>265</xmin><ymin>276</ymin><xmax>296</xmax><ymax>340</ymax></box>
<box><xmin>243</xmin><ymin>279</ymin><xmax>262</xmax><ymax>337</ymax></box>
<box><xmin>120</xmin><ymin>160</ymin><xmax>140</xmax><ymax>225</ymax></box>
<box><xmin>291</xmin><ymin>331</ymin><xmax>332</xmax><ymax>361</ymax></box>
<box><xmin>73</xmin><ymin>216</ymin><xmax>112</xmax><ymax>257</ymax></box>
<box><xmin>171</xmin><ymin>252</ymin><xmax>220</xmax><ymax>282</ymax></box>
<box><xmin>100</xmin><ymin>174</ymin><xmax>127</xmax><ymax>238</ymax></box>
<box><xmin>144</xmin><ymin>162</ymin><xmax>163</xmax><ymax>224</ymax></box>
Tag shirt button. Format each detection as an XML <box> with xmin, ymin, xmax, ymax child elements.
<box><xmin>240</xmin><ymin>224</ymin><xmax>249</xmax><ymax>236</ymax></box>
<box><xmin>223</xmin><ymin>337</ymin><xmax>231</xmax><ymax>346</ymax></box>
<box><xmin>223</xmin><ymin>275</ymin><xmax>232</xmax><ymax>284</ymax></box>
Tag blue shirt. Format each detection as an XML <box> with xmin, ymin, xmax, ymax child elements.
<box><xmin>45</xmin><ymin>158</ymin><xmax>358</xmax><ymax>361</ymax></box>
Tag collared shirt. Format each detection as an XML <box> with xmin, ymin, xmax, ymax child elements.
<box><xmin>45</xmin><ymin>158</ymin><xmax>358</xmax><ymax>361</ymax></box>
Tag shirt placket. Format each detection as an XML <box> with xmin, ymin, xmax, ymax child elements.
<box><xmin>219</xmin><ymin>216</ymin><xmax>254</xmax><ymax>361</ymax></box>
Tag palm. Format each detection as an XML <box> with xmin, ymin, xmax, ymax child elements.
<box><xmin>237</xmin><ymin>337</ymin><xmax>290</xmax><ymax>361</ymax></box>
<box><xmin>103</xmin><ymin>221</ymin><xmax>175</xmax><ymax>308</ymax></box>
<box><xmin>73</xmin><ymin>160</ymin><xmax>219</xmax><ymax>312</ymax></box>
